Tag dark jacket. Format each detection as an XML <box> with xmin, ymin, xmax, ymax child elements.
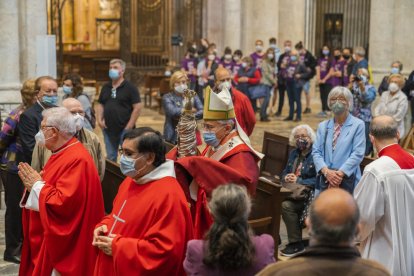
<box><xmin>293</xmin><ymin>63</ymin><xmax>313</xmax><ymax>88</ymax></box>
<box><xmin>402</xmin><ymin>70</ymin><xmax>414</xmax><ymax>100</ymax></box>
<box><xmin>378</xmin><ymin>76</ymin><xmax>389</xmax><ymax>96</ymax></box>
<box><xmin>257</xmin><ymin>245</ymin><xmax>390</xmax><ymax>276</ymax></box>
<box><xmin>301</xmin><ymin>50</ymin><xmax>317</xmax><ymax>80</ymax></box>
<box><xmin>281</xmin><ymin>148</ymin><xmax>316</xmax><ymax>187</ymax></box>
<box><xmin>18</xmin><ymin>101</ymin><xmax>54</xmax><ymax>164</ymax></box>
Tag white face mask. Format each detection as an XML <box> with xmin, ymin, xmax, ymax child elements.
<box><xmin>73</xmin><ymin>113</ymin><xmax>85</xmax><ymax>131</ymax></box>
<box><xmin>389</xmin><ymin>82</ymin><xmax>399</xmax><ymax>93</ymax></box>
<box><xmin>175</xmin><ymin>84</ymin><xmax>188</xmax><ymax>94</ymax></box>
<box><xmin>224</xmin><ymin>54</ymin><xmax>232</xmax><ymax>60</ymax></box>
<box><xmin>233</xmin><ymin>56</ymin><xmax>240</xmax><ymax>62</ymax></box>
<box><xmin>267</xmin><ymin>53</ymin><xmax>274</xmax><ymax>59</ymax></box>
<box><xmin>208</xmin><ymin>54</ymin><xmax>215</xmax><ymax>61</ymax></box>
<box><xmin>219</xmin><ymin>81</ymin><xmax>231</xmax><ymax>91</ymax></box>
<box><xmin>256</xmin><ymin>45</ymin><xmax>263</xmax><ymax>52</ymax></box>
<box><xmin>35</xmin><ymin>129</ymin><xmax>54</xmax><ymax>147</ymax></box>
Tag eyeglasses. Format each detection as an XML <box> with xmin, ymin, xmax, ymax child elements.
<box><xmin>294</xmin><ymin>135</ymin><xmax>309</xmax><ymax>140</ymax></box>
<box><xmin>111</xmin><ymin>88</ymin><xmax>117</xmax><ymax>99</ymax></box>
<box><xmin>41</xmin><ymin>125</ymin><xmax>59</xmax><ymax>131</ymax></box>
<box><xmin>71</xmin><ymin>111</ymin><xmax>85</xmax><ymax>116</ymax></box>
<box><xmin>329</xmin><ymin>97</ymin><xmax>347</xmax><ymax>103</ymax></box>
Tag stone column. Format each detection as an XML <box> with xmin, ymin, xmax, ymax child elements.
<box><xmin>222</xmin><ymin>0</ymin><xmax>242</xmax><ymax>51</ymax></box>
<box><xmin>278</xmin><ymin>0</ymin><xmax>306</xmax><ymax>47</ymax></box>
<box><xmin>368</xmin><ymin>0</ymin><xmax>395</xmax><ymax>84</ymax></box>
<box><xmin>204</xmin><ymin>0</ymin><xmax>223</xmax><ymax>52</ymax></box>
<box><xmin>0</xmin><ymin>1</ymin><xmax>21</xmax><ymax>103</ymax></box>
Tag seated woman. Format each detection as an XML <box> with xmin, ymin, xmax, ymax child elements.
<box><xmin>162</xmin><ymin>71</ymin><xmax>203</xmax><ymax>144</ymax></box>
<box><xmin>183</xmin><ymin>184</ymin><xmax>275</xmax><ymax>276</ymax></box>
<box><xmin>280</xmin><ymin>124</ymin><xmax>317</xmax><ymax>257</ymax></box>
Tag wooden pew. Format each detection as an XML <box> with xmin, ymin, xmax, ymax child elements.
<box><xmin>143</xmin><ymin>75</ymin><xmax>166</xmax><ymax>108</ymax></box>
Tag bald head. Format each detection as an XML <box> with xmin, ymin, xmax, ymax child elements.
<box><xmin>308</xmin><ymin>189</ymin><xmax>359</xmax><ymax>246</ymax></box>
<box><xmin>62</xmin><ymin>98</ymin><xmax>84</xmax><ymax>114</ymax></box>
<box><xmin>215</xmin><ymin>67</ymin><xmax>231</xmax><ymax>82</ymax></box>
<box><xmin>370</xmin><ymin>115</ymin><xmax>399</xmax><ymax>140</ymax></box>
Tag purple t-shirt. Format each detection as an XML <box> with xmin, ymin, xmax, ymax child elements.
<box><xmin>233</xmin><ymin>63</ymin><xmax>242</xmax><ymax>76</ymax></box>
<box><xmin>331</xmin><ymin>59</ymin><xmax>347</xmax><ymax>87</ymax></box>
<box><xmin>250</xmin><ymin>52</ymin><xmax>264</xmax><ymax>68</ymax></box>
<box><xmin>318</xmin><ymin>57</ymin><xmax>332</xmax><ymax>80</ymax></box>
<box><xmin>286</xmin><ymin>62</ymin><xmax>298</xmax><ymax>80</ymax></box>
<box><xmin>221</xmin><ymin>60</ymin><xmax>234</xmax><ymax>72</ymax></box>
<box><xmin>279</xmin><ymin>55</ymin><xmax>291</xmax><ymax>79</ymax></box>
<box><xmin>181</xmin><ymin>58</ymin><xmax>197</xmax><ymax>82</ymax></box>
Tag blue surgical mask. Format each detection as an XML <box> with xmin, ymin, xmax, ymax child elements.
<box><xmin>203</xmin><ymin>131</ymin><xmax>220</xmax><ymax>147</ymax></box>
<box><xmin>270</xmin><ymin>44</ymin><xmax>277</xmax><ymax>49</ymax></box>
<box><xmin>119</xmin><ymin>154</ymin><xmax>145</xmax><ymax>178</ymax></box>
<box><xmin>390</xmin><ymin>67</ymin><xmax>399</xmax><ymax>74</ymax></box>
<box><xmin>62</xmin><ymin>85</ymin><xmax>72</xmax><ymax>95</ymax></box>
<box><xmin>290</xmin><ymin>56</ymin><xmax>297</xmax><ymax>62</ymax></box>
<box><xmin>42</xmin><ymin>95</ymin><xmax>58</xmax><ymax>106</ymax></box>
<box><xmin>322</xmin><ymin>50</ymin><xmax>330</xmax><ymax>56</ymax></box>
<box><xmin>109</xmin><ymin>69</ymin><xmax>120</xmax><ymax>80</ymax></box>
<box><xmin>360</xmin><ymin>75</ymin><xmax>368</xmax><ymax>83</ymax></box>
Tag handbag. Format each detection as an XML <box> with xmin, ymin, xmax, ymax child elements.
<box><xmin>248</xmin><ymin>84</ymin><xmax>269</xmax><ymax>100</ymax></box>
<box><xmin>282</xmin><ymin>181</ymin><xmax>312</xmax><ymax>201</ymax></box>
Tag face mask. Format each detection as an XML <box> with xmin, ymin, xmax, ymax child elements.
<box><xmin>296</xmin><ymin>138</ymin><xmax>309</xmax><ymax>151</ymax></box>
<box><xmin>62</xmin><ymin>85</ymin><xmax>72</xmax><ymax>95</ymax></box>
<box><xmin>360</xmin><ymin>75</ymin><xmax>368</xmax><ymax>83</ymax></box>
<box><xmin>175</xmin><ymin>84</ymin><xmax>187</xmax><ymax>94</ymax></box>
<box><xmin>219</xmin><ymin>81</ymin><xmax>231</xmax><ymax>91</ymax></box>
<box><xmin>203</xmin><ymin>131</ymin><xmax>220</xmax><ymax>147</ymax></box>
<box><xmin>42</xmin><ymin>95</ymin><xmax>58</xmax><ymax>106</ymax></box>
<box><xmin>208</xmin><ymin>54</ymin><xmax>215</xmax><ymax>61</ymax></box>
<box><xmin>109</xmin><ymin>69</ymin><xmax>120</xmax><ymax>80</ymax></box>
<box><xmin>270</xmin><ymin>44</ymin><xmax>277</xmax><ymax>49</ymax></box>
<box><xmin>389</xmin><ymin>82</ymin><xmax>399</xmax><ymax>93</ymax></box>
<box><xmin>213</xmin><ymin>49</ymin><xmax>218</xmax><ymax>54</ymax></box>
<box><xmin>342</xmin><ymin>54</ymin><xmax>350</xmax><ymax>60</ymax></box>
<box><xmin>334</xmin><ymin>55</ymin><xmax>341</xmax><ymax>60</ymax></box>
<box><xmin>284</xmin><ymin>46</ymin><xmax>291</xmax><ymax>53</ymax></box>
<box><xmin>73</xmin><ymin>113</ymin><xmax>85</xmax><ymax>131</ymax></box>
<box><xmin>35</xmin><ymin>129</ymin><xmax>53</xmax><ymax>147</ymax></box>
<box><xmin>322</xmin><ymin>50</ymin><xmax>330</xmax><ymax>56</ymax></box>
<box><xmin>331</xmin><ymin>101</ymin><xmax>347</xmax><ymax>115</ymax></box>
<box><xmin>192</xmin><ymin>44</ymin><xmax>197</xmax><ymax>49</ymax></box>
<box><xmin>290</xmin><ymin>56</ymin><xmax>297</xmax><ymax>62</ymax></box>
<box><xmin>164</xmin><ymin>70</ymin><xmax>172</xmax><ymax>77</ymax></box>
<box><xmin>119</xmin><ymin>154</ymin><xmax>145</xmax><ymax>178</ymax></box>
<box><xmin>256</xmin><ymin>45</ymin><xmax>263</xmax><ymax>52</ymax></box>
<box><xmin>233</xmin><ymin>56</ymin><xmax>240</xmax><ymax>62</ymax></box>
<box><xmin>224</xmin><ymin>54</ymin><xmax>232</xmax><ymax>60</ymax></box>
<box><xmin>390</xmin><ymin>67</ymin><xmax>400</xmax><ymax>74</ymax></box>
<box><xmin>267</xmin><ymin>53</ymin><xmax>274</xmax><ymax>59</ymax></box>
<box><xmin>241</xmin><ymin>62</ymin><xmax>248</xmax><ymax>68</ymax></box>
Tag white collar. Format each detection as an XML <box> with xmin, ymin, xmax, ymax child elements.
<box><xmin>135</xmin><ymin>160</ymin><xmax>176</xmax><ymax>185</ymax></box>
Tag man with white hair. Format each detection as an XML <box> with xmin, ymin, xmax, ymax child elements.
<box><xmin>17</xmin><ymin>107</ymin><xmax>104</xmax><ymax>276</ymax></box>
<box><xmin>351</xmin><ymin>46</ymin><xmax>368</xmax><ymax>80</ymax></box>
<box><xmin>355</xmin><ymin>115</ymin><xmax>414</xmax><ymax>276</ymax></box>
<box><xmin>168</xmin><ymin>87</ymin><xmax>263</xmax><ymax>238</ymax></box>
<box><xmin>96</xmin><ymin>58</ymin><xmax>143</xmax><ymax>162</ymax></box>
<box><xmin>32</xmin><ymin>98</ymin><xmax>105</xmax><ymax>180</ymax></box>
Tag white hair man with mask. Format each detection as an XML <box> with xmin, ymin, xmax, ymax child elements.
<box><xmin>31</xmin><ymin>98</ymin><xmax>105</xmax><ymax>180</ymax></box>
<box><xmin>17</xmin><ymin>107</ymin><xmax>104</xmax><ymax>276</ymax></box>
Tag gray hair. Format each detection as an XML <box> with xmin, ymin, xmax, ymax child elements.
<box><xmin>110</xmin><ymin>58</ymin><xmax>126</xmax><ymax>70</ymax></box>
<box><xmin>217</xmin><ymin>119</ymin><xmax>235</xmax><ymax>130</ymax></box>
<box><xmin>327</xmin><ymin>86</ymin><xmax>353</xmax><ymax>111</ymax></box>
<box><xmin>42</xmin><ymin>107</ymin><xmax>77</xmax><ymax>139</ymax></box>
<box><xmin>309</xmin><ymin>200</ymin><xmax>360</xmax><ymax>245</ymax></box>
<box><xmin>370</xmin><ymin>117</ymin><xmax>399</xmax><ymax>139</ymax></box>
<box><xmin>391</xmin><ymin>60</ymin><xmax>403</xmax><ymax>71</ymax></box>
<box><xmin>354</xmin><ymin>46</ymin><xmax>366</xmax><ymax>57</ymax></box>
<box><xmin>289</xmin><ymin>124</ymin><xmax>316</xmax><ymax>145</ymax></box>
<box><xmin>359</xmin><ymin>68</ymin><xmax>369</xmax><ymax>77</ymax></box>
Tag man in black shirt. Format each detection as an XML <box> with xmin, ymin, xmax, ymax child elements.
<box><xmin>97</xmin><ymin>59</ymin><xmax>142</xmax><ymax>161</ymax></box>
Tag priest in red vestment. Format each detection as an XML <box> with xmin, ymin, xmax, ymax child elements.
<box><xmin>17</xmin><ymin>107</ymin><xmax>104</xmax><ymax>276</ymax></box>
<box><xmin>167</xmin><ymin>86</ymin><xmax>263</xmax><ymax>238</ymax></box>
<box><xmin>214</xmin><ymin>67</ymin><xmax>256</xmax><ymax>136</ymax></box>
<box><xmin>93</xmin><ymin>127</ymin><xmax>193</xmax><ymax>276</ymax></box>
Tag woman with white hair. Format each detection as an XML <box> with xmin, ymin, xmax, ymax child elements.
<box><xmin>374</xmin><ymin>73</ymin><xmax>408</xmax><ymax>137</ymax></box>
<box><xmin>312</xmin><ymin>86</ymin><xmax>365</xmax><ymax>194</ymax></box>
<box><xmin>350</xmin><ymin>68</ymin><xmax>376</xmax><ymax>156</ymax></box>
<box><xmin>280</xmin><ymin>124</ymin><xmax>317</xmax><ymax>257</ymax></box>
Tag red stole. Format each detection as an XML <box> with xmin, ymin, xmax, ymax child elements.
<box><xmin>379</xmin><ymin>144</ymin><xmax>414</xmax><ymax>169</ymax></box>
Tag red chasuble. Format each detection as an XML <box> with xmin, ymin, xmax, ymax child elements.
<box><xmin>232</xmin><ymin>87</ymin><xmax>256</xmax><ymax>136</ymax></box>
<box><xmin>19</xmin><ymin>138</ymin><xmax>104</xmax><ymax>276</ymax></box>
<box><xmin>93</xmin><ymin>176</ymin><xmax>193</xmax><ymax>276</ymax></box>
<box><xmin>378</xmin><ymin>143</ymin><xmax>414</xmax><ymax>169</ymax></box>
<box><xmin>168</xmin><ymin>137</ymin><xmax>260</xmax><ymax>239</ymax></box>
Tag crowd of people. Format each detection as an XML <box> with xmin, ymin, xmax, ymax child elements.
<box><xmin>0</xmin><ymin>35</ymin><xmax>413</xmax><ymax>275</ymax></box>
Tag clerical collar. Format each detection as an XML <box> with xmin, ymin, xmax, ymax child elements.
<box><xmin>135</xmin><ymin>160</ymin><xmax>176</xmax><ymax>185</ymax></box>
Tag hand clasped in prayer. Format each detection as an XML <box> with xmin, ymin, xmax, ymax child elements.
<box><xmin>18</xmin><ymin>162</ymin><xmax>42</xmax><ymax>192</ymax></box>
<box><xmin>92</xmin><ymin>225</ymin><xmax>116</xmax><ymax>256</ymax></box>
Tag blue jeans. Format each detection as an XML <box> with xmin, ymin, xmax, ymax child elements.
<box><xmin>364</xmin><ymin>121</ymin><xmax>373</xmax><ymax>156</ymax></box>
<box><xmin>260</xmin><ymin>85</ymin><xmax>272</xmax><ymax>120</ymax></box>
<box><xmin>287</xmin><ymin>80</ymin><xmax>302</xmax><ymax>120</ymax></box>
<box><xmin>103</xmin><ymin>129</ymin><xmax>126</xmax><ymax>162</ymax></box>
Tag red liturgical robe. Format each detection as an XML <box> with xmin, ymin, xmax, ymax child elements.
<box><xmin>93</xmin><ymin>168</ymin><xmax>193</xmax><ymax>276</ymax></box>
<box><xmin>378</xmin><ymin>143</ymin><xmax>414</xmax><ymax>169</ymax></box>
<box><xmin>19</xmin><ymin>137</ymin><xmax>105</xmax><ymax>276</ymax></box>
<box><xmin>232</xmin><ymin>87</ymin><xmax>256</xmax><ymax>136</ymax></box>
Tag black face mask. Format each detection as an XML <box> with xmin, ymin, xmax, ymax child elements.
<box><xmin>334</xmin><ymin>55</ymin><xmax>341</xmax><ymax>60</ymax></box>
<box><xmin>343</xmin><ymin>54</ymin><xmax>350</xmax><ymax>60</ymax></box>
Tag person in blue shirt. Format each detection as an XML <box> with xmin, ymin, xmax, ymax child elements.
<box><xmin>351</xmin><ymin>46</ymin><xmax>369</xmax><ymax>80</ymax></box>
<box><xmin>312</xmin><ymin>86</ymin><xmax>365</xmax><ymax>194</ymax></box>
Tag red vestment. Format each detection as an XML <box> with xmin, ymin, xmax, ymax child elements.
<box><xmin>168</xmin><ymin>136</ymin><xmax>260</xmax><ymax>238</ymax></box>
<box><xmin>93</xmin><ymin>176</ymin><xmax>193</xmax><ymax>276</ymax></box>
<box><xmin>19</xmin><ymin>138</ymin><xmax>104</xmax><ymax>276</ymax></box>
<box><xmin>378</xmin><ymin>143</ymin><xmax>414</xmax><ymax>169</ymax></box>
<box><xmin>232</xmin><ymin>87</ymin><xmax>256</xmax><ymax>136</ymax></box>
